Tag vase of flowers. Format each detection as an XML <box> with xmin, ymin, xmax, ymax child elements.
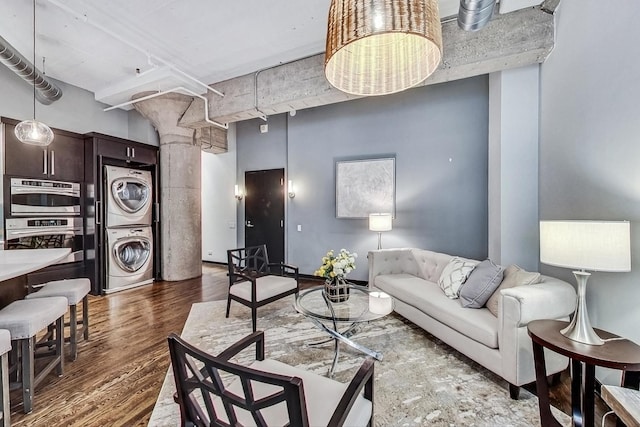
<box><xmin>314</xmin><ymin>249</ymin><xmax>357</xmax><ymax>302</ymax></box>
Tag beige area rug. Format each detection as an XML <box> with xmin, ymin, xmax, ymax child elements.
<box><xmin>149</xmin><ymin>297</ymin><xmax>569</xmax><ymax>426</ymax></box>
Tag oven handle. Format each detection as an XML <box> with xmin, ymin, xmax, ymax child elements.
<box><xmin>11</xmin><ymin>187</ymin><xmax>81</xmax><ymax>196</ymax></box>
<box><xmin>7</xmin><ymin>229</ymin><xmax>81</xmax><ymax>237</ymax></box>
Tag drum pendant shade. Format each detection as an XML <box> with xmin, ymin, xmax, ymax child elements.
<box><xmin>324</xmin><ymin>0</ymin><xmax>443</xmax><ymax>96</ymax></box>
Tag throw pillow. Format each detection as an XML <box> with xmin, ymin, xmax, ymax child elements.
<box><xmin>438</xmin><ymin>257</ymin><xmax>479</xmax><ymax>298</ymax></box>
<box><xmin>485</xmin><ymin>264</ymin><xmax>541</xmax><ymax>317</ymax></box>
<box><xmin>459</xmin><ymin>259</ymin><xmax>504</xmax><ymax>308</ymax></box>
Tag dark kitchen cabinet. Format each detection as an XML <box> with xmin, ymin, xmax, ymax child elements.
<box><xmin>2</xmin><ymin>118</ymin><xmax>84</xmax><ymax>182</ymax></box>
<box><xmin>95</xmin><ymin>137</ymin><xmax>157</xmax><ymax>165</ymax></box>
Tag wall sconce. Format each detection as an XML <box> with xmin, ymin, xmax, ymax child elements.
<box><xmin>234</xmin><ymin>185</ymin><xmax>244</xmax><ymax>201</ymax></box>
<box><xmin>287</xmin><ymin>180</ymin><xmax>295</xmax><ymax>199</ymax></box>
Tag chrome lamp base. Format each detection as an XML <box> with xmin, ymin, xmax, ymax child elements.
<box><xmin>561</xmin><ymin>271</ymin><xmax>604</xmax><ymax>346</ymax></box>
<box><xmin>377</xmin><ymin>232</ymin><xmax>383</xmax><ymax>250</ymax></box>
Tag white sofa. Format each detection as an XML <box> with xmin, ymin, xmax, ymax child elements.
<box><xmin>368</xmin><ymin>248</ymin><xmax>576</xmax><ymax>398</ymax></box>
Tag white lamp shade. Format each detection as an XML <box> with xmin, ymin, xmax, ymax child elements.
<box><xmin>540</xmin><ymin>220</ymin><xmax>631</xmax><ymax>272</ymax></box>
<box><xmin>369</xmin><ymin>213</ymin><xmax>392</xmax><ymax>232</ymax></box>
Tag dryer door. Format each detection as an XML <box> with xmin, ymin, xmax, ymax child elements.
<box><xmin>113</xmin><ymin>236</ymin><xmax>151</xmax><ymax>273</ymax></box>
<box><xmin>111</xmin><ymin>177</ymin><xmax>151</xmax><ymax>214</ymax></box>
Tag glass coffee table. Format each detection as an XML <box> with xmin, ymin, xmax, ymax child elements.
<box><xmin>294</xmin><ymin>284</ymin><xmax>394</xmax><ymax>377</ymax></box>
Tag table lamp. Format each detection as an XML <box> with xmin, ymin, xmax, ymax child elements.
<box><xmin>369</xmin><ymin>213</ymin><xmax>392</xmax><ymax>250</ymax></box>
<box><xmin>539</xmin><ymin>220</ymin><xmax>631</xmax><ymax>345</ymax></box>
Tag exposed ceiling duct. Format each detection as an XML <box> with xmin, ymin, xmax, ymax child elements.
<box><xmin>0</xmin><ymin>34</ymin><xmax>62</xmax><ymax>105</ymax></box>
<box><xmin>458</xmin><ymin>0</ymin><xmax>497</xmax><ymax>31</ymax></box>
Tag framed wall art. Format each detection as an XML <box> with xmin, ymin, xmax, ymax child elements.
<box><xmin>335</xmin><ymin>157</ymin><xmax>396</xmax><ymax>218</ymax></box>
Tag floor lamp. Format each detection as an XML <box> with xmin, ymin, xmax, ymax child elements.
<box><xmin>369</xmin><ymin>213</ymin><xmax>392</xmax><ymax>250</ymax></box>
<box><xmin>539</xmin><ymin>220</ymin><xmax>630</xmax><ymax>345</ymax></box>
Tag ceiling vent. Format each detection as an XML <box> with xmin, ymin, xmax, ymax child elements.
<box><xmin>458</xmin><ymin>0</ymin><xmax>497</xmax><ymax>31</ymax></box>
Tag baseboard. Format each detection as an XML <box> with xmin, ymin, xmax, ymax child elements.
<box><xmin>203</xmin><ymin>260</ymin><xmax>226</xmax><ymax>267</ymax></box>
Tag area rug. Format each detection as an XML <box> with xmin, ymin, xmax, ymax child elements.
<box><xmin>149</xmin><ymin>297</ymin><xmax>569</xmax><ymax>426</ymax></box>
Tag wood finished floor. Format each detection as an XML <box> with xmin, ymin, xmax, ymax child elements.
<box><xmin>10</xmin><ymin>263</ymin><xmax>615</xmax><ymax>426</ymax></box>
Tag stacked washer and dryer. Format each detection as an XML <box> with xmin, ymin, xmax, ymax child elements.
<box><xmin>104</xmin><ymin>165</ymin><xmax>154</xmax><ymax>293</ymax></box>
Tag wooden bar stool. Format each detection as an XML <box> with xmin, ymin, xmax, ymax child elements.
<box><xmin>0</xmin><ymin>297</ymin><xmax>67</xmax><ymax>413</ymax></box>
<box><xmin>26</xmin><ymin>278</ymin><xmax>90</xmax><ymax>361</ymax></box>
<box><xmin>0</xmin><ymin>330</ymin><xmax>10</xmax><ymax>427</ymax></box>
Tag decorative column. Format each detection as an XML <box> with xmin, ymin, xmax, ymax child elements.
<box><xmin>133</xmin><ymin>92</ymin><xmax>201</xmax><ymax>281</ymax></box>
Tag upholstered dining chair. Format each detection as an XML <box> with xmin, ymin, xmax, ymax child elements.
<box><xmin>226</xmin><ymin>245</ymin><xmax>299</xmax><ymax>331</ymax></box>
<box><xmin>168</xmin><ymin>331</ymin><xmax>374</xmax><ymax>427</ymax></box>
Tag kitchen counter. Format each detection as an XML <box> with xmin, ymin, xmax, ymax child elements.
<box><xmin>0</xmin><ymin>248</ymin><xmax>72</xmax><ymax>282</ymax></box>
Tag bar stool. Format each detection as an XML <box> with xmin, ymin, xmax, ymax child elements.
<box><xmin>0</xmin><ymin>329</ymin><xmax>10</xmax><ymax>427</ymax></box>
<box><xmin>0</xmin><ymin>297</ymin><xmax>67</xmax><ymax>413</ymax></box>
<box><xmin>26</xmin><ymin>278</ymin><xmax>90</xmax><ymax>361</ymax></box>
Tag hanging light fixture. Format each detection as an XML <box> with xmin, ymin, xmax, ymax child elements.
<box><xmin>324</xmin><ymin>0</ymin><xmax>443</xmax><ymax>97</ymax></box>
<box><xmin>15</xmin><ymin>0</ymin><xmax>54</xmax><ymax>146</ymax></box>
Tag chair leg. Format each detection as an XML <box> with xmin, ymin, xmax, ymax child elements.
<box><xmin>70</xmin><ymin>304</ymin><xmax>78</xmax><ymax>361</ymax></box>
<box><xmin>82</xmin><ymin>295</ymin><xmax>89</xmax><ymax>341</ymax></box>
<box><xmin>0</xmin><ymin>352</ymin><xmax>9</xmax><ymax>427</ymax></box>
<box><xmin>55</xmin><ymin>317</ymin><xmax>64</xmax><ymax>377</ymax></box>
<box><xmin>225</xmin><ymin>297</ymin><xmax>232</xmax><ymax>318</ymax></box>
<box><xmin>252</xmin><ymin>307</ymin><xmax>257</xmax><ymax>332</ymax></box>
<box><xmin>21</xmin><ymin>338</ymin><xmax>35</xmax><ymax>414</ymax></box>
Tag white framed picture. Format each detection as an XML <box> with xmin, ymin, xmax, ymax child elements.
<box><xmin>335</xmin><ymin>157</ymin><xmax>395</xmax><ymax>219</ymax></box>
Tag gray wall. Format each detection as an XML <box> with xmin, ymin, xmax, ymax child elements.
<box><xmin>0</xmin><ymin>61</ymin><xmax>157</xmax><ymax>144</ymax></box>
<box><xmin>539</xmin><ymin>1</ymin><xmax>640</xmax><ymax>381</ymax></box>
<box><xmin>236</xmin><ymin>113</ymin><xmax>288</xmax><ymax>247</ymax></box>
<box><xmin>237</xmin><ymin>76</ymin><xmax>489</xmax><ymax>280</ymax></box>
<box><xmin>488</xmin><ymin>66</ymin><xmax>540</xmax><ymax>271</ymax></box>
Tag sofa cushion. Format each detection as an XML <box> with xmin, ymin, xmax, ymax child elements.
<box><xmin>486</xmin><ymin>265</ymin><xmax>541</xmax><ymax>317</ymax></box>
<box><xmin>411</xmin><ymin>249</ymin><xmax>453</xmax><ymax>282</ymax></box>
<box><xmin>438</xmin><ymin>257</ymin><xmax>479</xmax><ymax>298</ymax></box>
<box><xmin>374</xmin><ymin>274</ymin><xmax>498</xmax><ymax>348</ymax></box>
<box><xmin>459</xmin><ymin>259</ymin><xmax>504</xmax><ymax>308</ymax></box>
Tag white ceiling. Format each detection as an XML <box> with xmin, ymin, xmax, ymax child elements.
<box><xmin>0</xmin><ymin>0</ymin><xmax>539</xmax><ymax>109</ymax></box>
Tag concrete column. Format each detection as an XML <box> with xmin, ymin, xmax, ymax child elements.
<box><xmin>133</xmin><ymin>92</ymin><xmax>201</xmax><ymax>281</ymax></box>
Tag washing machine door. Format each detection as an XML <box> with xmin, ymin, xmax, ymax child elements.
<box><xmin>111</xmin><ymin>177</ymin><xmax>151</xmax><ymax>214</ymax></box>
<box><xmin>113</xmin><ymin>236</ymin><xmax>151</xmax><ymax>273</ymax></box>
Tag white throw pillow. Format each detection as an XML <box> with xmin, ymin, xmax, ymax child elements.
<box><xmin>438</xmin><ymin>257</ymin><xmax>479</xmax><ymax>298</ymax></box>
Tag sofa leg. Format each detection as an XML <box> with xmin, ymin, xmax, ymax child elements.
<box><xmin>508</xmin><ymin>383</ymin><xmax>520</xmax><ymax>400</ymax></box>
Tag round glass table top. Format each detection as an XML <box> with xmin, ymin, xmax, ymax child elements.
<box><xmin>294</xmin><ymin>285</ymin><xmax>393</xmax><ymax>323</ymax></box>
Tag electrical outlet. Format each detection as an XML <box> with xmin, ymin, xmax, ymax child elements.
<box><xmin>297</xmin><ymin>224</ymin><xmax>302</xmax><ymax>232</ymax></box>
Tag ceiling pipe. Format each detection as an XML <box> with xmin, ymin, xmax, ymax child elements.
<box><xmin>103</xmin><ymin>86</ymin><xmax>228</xmax><ymax>130</ymax></box>
<box><xmin>458</xmin><ymin>0</ymin><xmax>497</xmax><ymax>31</ymax></box>
<box><xmin>0</xmin><ymin>35</ymin><xmax>62</xmax><ymax>105</ymax></box>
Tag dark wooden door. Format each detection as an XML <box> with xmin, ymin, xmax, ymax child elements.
<box><xmin>244</xmin><ymin>168</ymin><xmax>285</xmax><ymax>264</ymax></box>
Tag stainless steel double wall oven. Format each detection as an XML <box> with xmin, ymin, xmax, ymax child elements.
<box><xmin>5</xmin><ymin>177</ymin><xmax>84</xmax><ymax>268</ymax></box>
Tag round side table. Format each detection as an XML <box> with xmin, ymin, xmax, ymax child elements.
<box><xmin>527</xmin><ymin>319</ymin><xmax>640</xmax><ymax>427</ymax></box>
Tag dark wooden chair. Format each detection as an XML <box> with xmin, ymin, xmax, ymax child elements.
<box><xmin>226</xmin><ymin>245</ymin><xmax>299</xmax><ymax>331</ymax></box>
<box><xmin>168</xmin><ymin>331</ymin><xmax>374</xmax><ymax>427</ymax></box>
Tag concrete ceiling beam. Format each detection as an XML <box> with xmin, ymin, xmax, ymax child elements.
<box><xmin>179</xmin><ymin>5</ymin><xmax>554</xmax><ymax>129</ymax></box>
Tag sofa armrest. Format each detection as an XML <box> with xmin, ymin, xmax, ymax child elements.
<box><xmin>367</xmin><ymin>248</ymin><xmax>418</xmax><ymax>288</ymax></box>
<box><xmin>499</xmin><ymin>277</ymin><xmax>576</xmax><ymax>386</ymax></box>
<box><xmin>501</xmin><ymin>278</ymin><xmax>576</xmax><ymax>327</ymax></box>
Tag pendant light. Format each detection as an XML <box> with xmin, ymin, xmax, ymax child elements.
<box><xmin>324</xmin><ymin>0</ymin><xmax>443</xmax><ymax>97</ymax></box>
<box><xmin>15</xmin><ymin>0</ymin><xmax>54</xmax><ymax>146</ymax></box>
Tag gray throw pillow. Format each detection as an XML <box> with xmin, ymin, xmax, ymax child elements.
<box><xmin>459</xmin><ymin>259</ymin><xmax>504</xmax><ymax>308</ymax></box>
